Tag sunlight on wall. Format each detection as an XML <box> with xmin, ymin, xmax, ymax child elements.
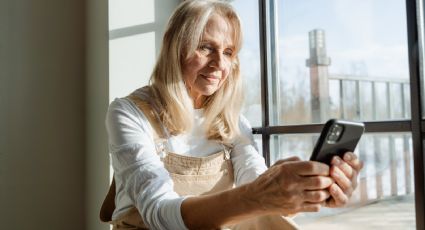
<box><xmin>109</xmin><ymin>32</ymin><xmax>156</xmax><ymax>100</ymax></box>
<box><xmin>106</xmin><ymin>0</ymin><xmax>180</xmax><ymax>188</ymax></box>
<box><xmin>109</xmin><ymin>0</ymin><xmax>155</xmax><ymax>30</ymax></box>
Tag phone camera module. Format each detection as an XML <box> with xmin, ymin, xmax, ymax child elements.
<box><xmin>326</xmin><ymin>124</ymin><xmax>344</xmax><ymax>144</ymax></box>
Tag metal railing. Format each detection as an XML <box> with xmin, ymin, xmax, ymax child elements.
<box><xmin>328</xmin><ymin>75</ymin><xmax>413</xmax><ymax>203</ymax></box>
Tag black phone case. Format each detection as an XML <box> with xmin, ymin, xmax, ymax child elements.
<box><xmin>310</xmin><ymin>119</ymin><xmax>365</xmax><ymax>165</ymax></box>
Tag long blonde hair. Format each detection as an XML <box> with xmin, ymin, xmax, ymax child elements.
<box><xmin>149</xmin><ymin>0</ymin><xmax>243</xmax><ymax>143</ymax></box>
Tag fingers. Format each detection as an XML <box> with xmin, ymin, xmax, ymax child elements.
<box><xmin>303</xmin><ymin>190</ymin><xmax>330</xmax><ymax>203</ymax></box>
<box><xmin>325</xmin><ymin>152</ymin><xmax>364</xmax><ymax>208</ymax></box>
<box><xmin>331</xmin><ymin>156</ymin><xmax>354</xmax><ymax>178</ymax></box>
<box><xmin>282</xmin><ymin>201</ymin><xmax>326</xmax><ymax>214</ymax></box>
<box><xmin>280</xmin><ymin>190</ymin><xmax>330</xmax><ymax>214</ymax></box>
<box><xmin>298</xmin><ymin>203</ymin><xmax>322</xmax><ymax>213</ymax></box>
<box><xmin>327</xmin><ymin>183</ymin><xmax>349</xmax><ymax>207</ymax></box>
<box><xmin>330</xmin><ymin>166</ymin><xmax>353</xmax><ymax>194</ymax></box>
<box><xmin>331</xmin><ymin>153</ymin><xmax>363</xmax><ymax>191</ymax></box>
<box><xmin>302</xmin><ymin>176</ymin><xmax>334</xmax><ymax>190</ymax></box>
<box><xmin>342</xmin><ymin>152</ymin><xmax>364</xmax><ymax>171</ymax></box>
<box><xmin>290</xmin><ymin>161</ymin><xmax>330</xmax><ymax>176</ymax></box>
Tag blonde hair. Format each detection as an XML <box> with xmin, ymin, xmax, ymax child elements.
<box><xmin>149</xmin><ymin>0</ymin><xmax>244</xmax><ymax>143</ymax></box>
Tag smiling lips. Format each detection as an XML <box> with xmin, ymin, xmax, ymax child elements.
<box><xmin>200</xmin><ymin>74</ymin><xmax>220</xmax><ymax>83</ymax></box>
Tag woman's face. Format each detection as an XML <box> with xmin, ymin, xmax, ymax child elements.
<box><xmin>182</xmin><ymin>14</ymin><xmax>235</xmax><ymax>108</ymax></box>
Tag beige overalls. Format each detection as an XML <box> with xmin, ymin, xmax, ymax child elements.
<box><xmin>100</xmin><ymin>94</ymin><xmax>298</xmax><ymax>230</ymax></box>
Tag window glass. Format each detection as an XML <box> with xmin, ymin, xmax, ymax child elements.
<box><xmin>232</xmin><ymin>0</ymin><xmax>262</xmax><ymax>127</ymax></box>
<box><xmin>271</xmin><ymin>133</ymin><xmax>415</xmax><ymax>229</ymax></box>
<box><xmin>274</xmin><ymin>0</ymin><xmax>410</xmax><ymax>125</ymax></box>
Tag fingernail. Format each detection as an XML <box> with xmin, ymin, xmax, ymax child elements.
<box><xmin>333</xmin><ymin>157</ymin><xmax>341</xmax><ymax>165</ymax></box>
<box><xmin>344</xmin><ymin>153</ymin><xmax>352</xmax><ymax>161</ymax></box>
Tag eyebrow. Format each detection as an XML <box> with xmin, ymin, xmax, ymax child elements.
<box><xmin>199</xmin><ymin>40</ymin><xmax>235</xmax><ymax>50</ymax></box>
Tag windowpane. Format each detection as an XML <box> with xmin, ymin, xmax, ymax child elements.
<box><xmin>271</xmin><ymin>133</ymin><xmax>415</xmax><ymax>229</ymax></box>
<box><xmin>274</xmin><ymin>0</ymin><xmax>410</xmax><ymax>125</ymax></box>
<box><xmin>232</xmin><ymin>0</ymin><xmax>262</xmax><ymax>127</ymax></box>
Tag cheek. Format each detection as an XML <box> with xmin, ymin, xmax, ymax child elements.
<box><xmin>182</xmin><ymin>56</ymin><xmax>206</xmax><ymax>81</ymax></box>
<box><xmin>224</xmin><ymin>61</ymin><xmax>234</xmax><ymax>77</ymax></box>
<box><xmin>218</xmin><ymin>67</ymin><xmax>231</xmax><ymax>87</ymax></box>
<box><xmin>181</xmin><ymin>64</ymin><xmax>196</xmax><ymax>85</ymax></box>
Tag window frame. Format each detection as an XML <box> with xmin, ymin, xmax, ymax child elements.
<box><xmin>255</xmin><ymin>0</ymin><xmax>424</xmax><ymax>229</ymax></box>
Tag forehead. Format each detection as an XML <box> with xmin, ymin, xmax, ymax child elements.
<box><xmin>202</xmin><ymin>14</ymin><xmax>235</xmax><ymax>47</ymax></box>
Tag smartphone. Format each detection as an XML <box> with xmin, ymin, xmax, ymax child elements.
<box><xmin>310</xmin><ymin>119</ymin><xmax>365</xmax><ymax>165</ymax></box>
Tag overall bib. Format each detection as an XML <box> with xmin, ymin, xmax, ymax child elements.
<box><xmin>100</xmin><ymin>94</ymin><xmax>298</xmax><ymax>230</ymax></box>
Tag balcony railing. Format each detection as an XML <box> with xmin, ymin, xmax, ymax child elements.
<box><xmin>328</xmin><ymin>75</ymin><xmax>413</xmax><ymax>204</ymax></box>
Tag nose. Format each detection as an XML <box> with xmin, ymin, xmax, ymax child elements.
<box><xmin>208</xmin><ymin>52</ymin><xmax>226</xmax><ymax>71</ymax></box>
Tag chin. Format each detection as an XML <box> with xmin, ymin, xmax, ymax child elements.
<box><xmin>203</xmin><ymin>89</ymin><xmax>219</xmax><ymax>96</ymax></box>
<box><xmin>198</xmin><ymin>87</ymin><xmax>220</xmax><ymax>96</ymax></box>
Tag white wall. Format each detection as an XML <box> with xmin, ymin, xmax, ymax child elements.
<box><xmin>0</xmin><ymin>0</ymin><xmax>180</xmax><ymax>229</ymax></box>
<box><xmin>108</xmin><ymin>0</ymin><xmax>181</xmax><ymax>100</ymax></box>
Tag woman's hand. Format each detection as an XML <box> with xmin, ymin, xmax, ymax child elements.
<box><xmin>243</xmin><ymin>156</ymin><xmax>333</xmax><ymax>216</ymax></box>
<box><xmin>326</xmin><ymin>152</ymin><xmax>364</xmax><ymax>208</ymax></box>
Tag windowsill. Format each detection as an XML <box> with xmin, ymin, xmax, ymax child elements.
<box><xmin>294</xmin><ymin>194</ymin><xmax>415</xmax><ymax>229</ymax></box>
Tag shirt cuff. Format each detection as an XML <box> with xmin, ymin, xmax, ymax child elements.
<box><xmin>159</xmin><ymin>196</ymin><xmax>189</xmax><ymax>230</ymax></box>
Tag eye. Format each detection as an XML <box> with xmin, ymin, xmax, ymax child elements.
<box><xmin>224</xmin><ymin>48</ymin><xmax>234</xmax><ymax>57</ymax></box>
<box><xmin>199</xmin><ymin>44</ymin><xmax>213</xmax><ymax>52</ymax></box>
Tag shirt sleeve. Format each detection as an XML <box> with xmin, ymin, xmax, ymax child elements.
<box><xmin>231</xmin><ymin>115</ymin><xmax>268</xmax><ymax>186</ymax></box>
<box><xmin>106</xmin><ymin>98</ymin><xmax>188</xmax><ymax>230</ymax></box>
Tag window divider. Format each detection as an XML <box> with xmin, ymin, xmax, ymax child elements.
<box><xmin>258</xmin><ymin>0</ymin><xmax>271</xmax><ymax>167</ymax></box>
<box><xmin>253</xmin><ymin>120</ymin><xmax>412</xmax><ymax>135</ymax></box>
<box><xmin>406</xmin><ymin>0</ymin><xmax>425</xmax><ymax>229</ymax></box>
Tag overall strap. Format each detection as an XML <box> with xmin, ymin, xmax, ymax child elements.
<box><xmin>99</xmin><ymin>94</ymin><xmax>166</xmax><ymax>223</ymax></box>
<box><xmin>132</xmin><ymin>88</ymin><xmax>171</xmax><ymax>139</ymax></box>
<box><xmin>127</xmin><ymin>93</ymin><xmax>165</xmax><ymax>139</ymax></box>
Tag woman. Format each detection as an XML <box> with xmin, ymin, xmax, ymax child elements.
<box><xmin>100</xmin><ymin>0</ymin><xmax>363</xmax><ymax>229</ymax></box>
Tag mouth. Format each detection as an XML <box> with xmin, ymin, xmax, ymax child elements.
<box><xmin>200</xmin><ymin>74</ymin><xmax>220</xmax><ymax>83</ymax></box>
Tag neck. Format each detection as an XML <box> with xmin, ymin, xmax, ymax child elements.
<box><xmin>189</xmin><ymin>91</ymin><xmax>205</xmax><ymax>109</ymax></box>
<box><xmin>193</xmin><ymin>95</ymin><xmax>205</xmax><ymax>109</ymax></box>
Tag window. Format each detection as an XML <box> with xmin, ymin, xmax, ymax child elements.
<box><xmin>233</xmin><ymin>0</ymin><xmax>424</xmax><ymax>229</ymax></box>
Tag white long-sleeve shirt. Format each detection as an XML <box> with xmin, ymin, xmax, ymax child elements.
<box><xmin>106</xmin><ymin>93</ymin><xmax>268</xmax><ymax>230</ymax></box>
